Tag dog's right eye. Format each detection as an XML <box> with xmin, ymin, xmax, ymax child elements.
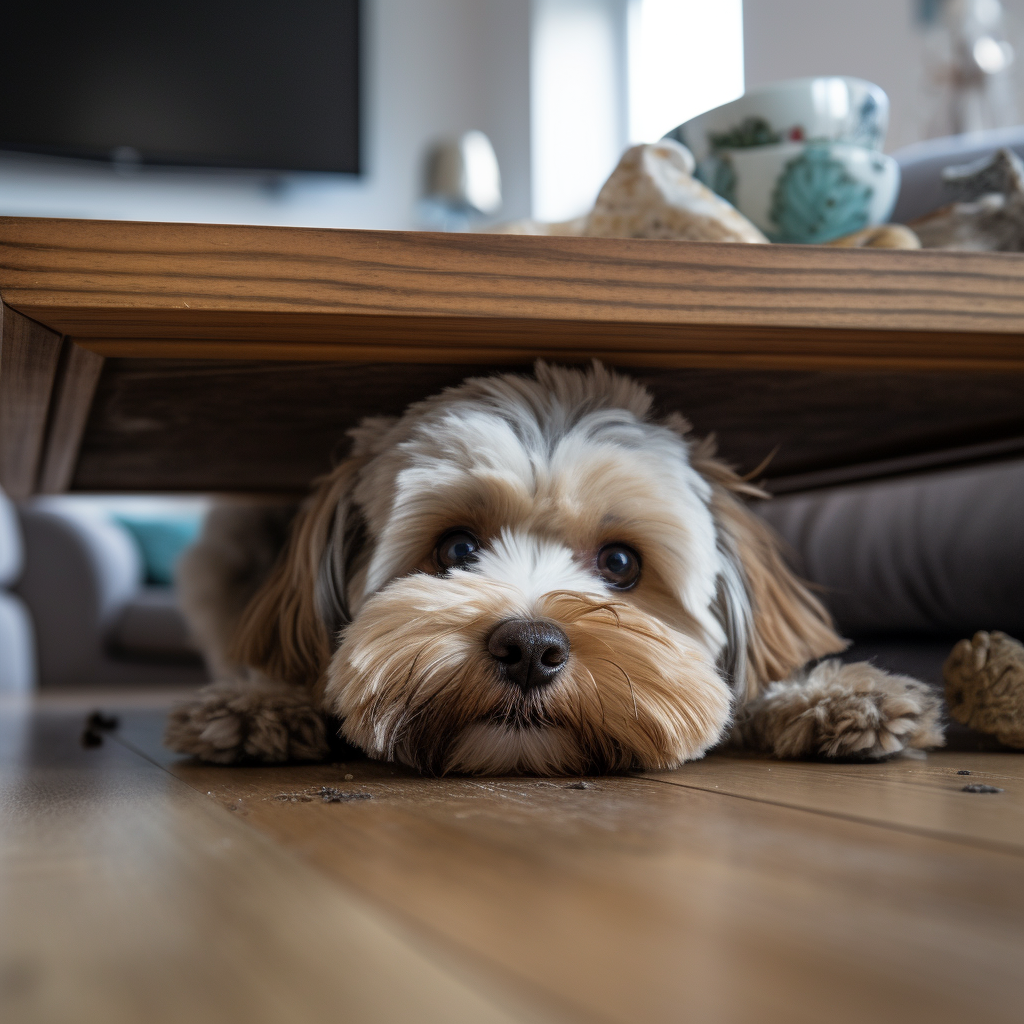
<box><xmin>597</xmin><ymin>543</ymin><xmax>641</xmax><ymax>589</ymax></box>
<box><xmin>435</xmin><ymin>530</ymin><xmax>480</xmax><ymax>571</ymax></box>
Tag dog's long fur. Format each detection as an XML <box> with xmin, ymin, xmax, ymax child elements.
<box><xmin>168</xmin><ymin>363</ymin><xmax>944</xmax><ymax>772</ymax></box>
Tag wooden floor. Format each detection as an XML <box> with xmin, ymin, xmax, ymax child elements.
<box><xmin>2</xmin><ymin>694</ymin><xmax>1023</xmax><ymax>1024</ymax></box>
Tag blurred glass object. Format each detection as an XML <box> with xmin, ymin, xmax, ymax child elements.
<box><xmin>919</xmin><ymin>0</ymin><xmax>1018</xmax><ymax>137</ymax></box>
<box><xmin>420</xmin><ymin>130</ymin><xmax>502</xmax><ymax>231</ymax></box>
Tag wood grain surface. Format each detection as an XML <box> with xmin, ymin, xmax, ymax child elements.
<box><xmin>645</xmin><ymin>751</ymin><xmax>1024</xmax><ymax>854</ymax></box>
<box><xmin>36</xmin><ymin>342</ymin><xmax>105</xmax><ymax>493</ymax></box>
<box><xmin>0</xmin><ymin>705</ymin><xmax>548</xmax><ymax>1024</ymax></box>
<box><xmin>0</xmin><ymin>304</ymin><xmax>64</xmax><ymax>499</ymax></box>
<box><xmin>106</xmin><ymin>707</ymin><xmax>1024</xmax><ymax>1024</ymax></box>
<box><xmin>69</xmin><ymin>359</ymin><xmax>1024</xmax><ymax>493</ymax></box>
<box><xmin>3</xmin><ymin>217</ymin><xmax>1024</xmax><ymax>371</ymax></box>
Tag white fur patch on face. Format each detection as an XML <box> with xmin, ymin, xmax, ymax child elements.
<box><xmin>470</xmin><ymin>532</ymin><xmax>604</xmax><ymax>610</ymax></box>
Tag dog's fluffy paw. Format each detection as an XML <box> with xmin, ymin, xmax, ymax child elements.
<box><xmin>164</xmin><ymin>680</ymin><xmax>331</xmax><ymax>764</ymax></box>
<box><xmin>739</xmin><ymin>659</ymin><xmax>945</xmax><ymax>759</ymax></box>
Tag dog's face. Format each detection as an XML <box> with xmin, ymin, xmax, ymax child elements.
<box><xmin>235</xmin><ymin>363</ymin><xmax>841</xmax><ymax>774</ymax></box>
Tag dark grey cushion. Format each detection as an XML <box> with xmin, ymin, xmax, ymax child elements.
<box><xmin>754</xmin><ymin>460</ymin><xmax>1024</xmax><ymax>638</ymax></box>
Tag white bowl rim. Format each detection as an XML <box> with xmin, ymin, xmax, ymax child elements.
<box><xmin>676</xmin><ymin>76</ymin><xmax>889</xmax><ymax>131</ymax></box>
<box><xmin>714</xmin><ymin>139</ymin><xmax>899</xmax><ymax>160</ymax></box>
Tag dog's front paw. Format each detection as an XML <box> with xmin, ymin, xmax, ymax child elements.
<box><xmin>740</xmin><ymin>660</ymin><xmax>945</xmax><ymax>760</ymax></box>
<box><xmin>164</xmin><ymin>680</ymin><xmax>331</xmax><ymax>764</ymax></box>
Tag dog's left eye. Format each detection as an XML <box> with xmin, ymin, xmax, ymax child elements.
<box><xmin>597</xmin><ymin>543</ymin><xmax>641</xmax><ymax>589</ymax></box>
<box><xmin>436</xmin><ymin>529</ymin><xmax>480</xmax><ymax>570</ymax></box>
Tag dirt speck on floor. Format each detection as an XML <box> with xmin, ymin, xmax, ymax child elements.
<box><xmin>86</xmin><ymin>710</ymin><xmax>120</xmax><ymax>732</ymax></box>
<box><xmin>319</xmin><ymin>786</ymin><xmax>373</xmax><ymax>803</ymax></box>
<box><xmin>274</xmin><ymin>786</ymin><xmax>374</xmax><ymax>804</ymax></box>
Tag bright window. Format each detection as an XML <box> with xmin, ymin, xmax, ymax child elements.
<box><xmin>531</xmin><ymin>0</ymin><xmax>628</xmax><ymax>222</ymax></box>
<box><xmin>531</xmin><ymin>0</ymin><xmax>745</xmax><ymax>222</ymax></box>
<box><xmin>628</xmin><ymin>0</ymin><xmax>745</xmax><ymax>144</ymax></box>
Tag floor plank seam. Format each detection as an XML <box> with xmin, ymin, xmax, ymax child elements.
<box><xmin>631</xmin><ymin>773</ymin><xmax>1024</xmax><ymax>859</ymax></box>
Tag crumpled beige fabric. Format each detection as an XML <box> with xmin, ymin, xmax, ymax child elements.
<box><xmin>582</xmin><ymin>140</ymin><xmax>768</xmax><ymax>243</ymax></box>
<box><xmin>944</xmin><ymin>631</ymin><xmax>1024</xmax><ymax>747</ymax></box>
<box><xmin>492</xmin><ymin>140</ymin><xmax>767</xmax><ymax>243</ymax></box>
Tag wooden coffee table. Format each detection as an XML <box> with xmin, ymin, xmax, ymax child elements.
<box><xmin>2</xmin><ymin>216</ymin><xmax>1023</xmax><ymax>499</ymax></box>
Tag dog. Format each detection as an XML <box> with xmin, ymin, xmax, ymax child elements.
<box><xmin>167</xmin><ymin>362</ymin><xmax>944</xmax><ymax>773</ymax></box>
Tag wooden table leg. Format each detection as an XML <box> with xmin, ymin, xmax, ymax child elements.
<box><xmin>37</xmin><ymin>342</ymin><xmax>105</xmax><ymax>494</ymax></box>
<box><xmin>0</xmin><ymin>302</ymin><xmax>105</xmax><ymax>498</ymax></box>
<box><xmin>0</xmin><ymin>303</ymin><xmax>63</xmax><ymax>499</ymax></box>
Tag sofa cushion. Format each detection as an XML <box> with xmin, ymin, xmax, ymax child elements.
<box><xmin>754</xmin><ymin>460</ymin><xmax>1024</xmax><ymax>638</ymax></box>
<box><xmin>107</xmin><ymin>586</ymin><xmax>200</xmax><ymax>661</ymax></box>
<box><xmin>15</xmin><ymin>503</ymin><xmax>142</xmax><ymax>685</ymax></box>
<box><xmin>0</xmin><ymin>591</ymin><xmax>35</xmax><ymax>693</ymax></box>
<box><xmin>0</xmin><ymin>487</ymin><xmax>23</xmax><ymax>588</ymax></box>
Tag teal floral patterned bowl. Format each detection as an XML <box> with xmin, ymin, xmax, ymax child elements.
<box><xmin>695</xmin><ymin>141</ymin><xmax>900</xmax><ymax>244</ymax></box>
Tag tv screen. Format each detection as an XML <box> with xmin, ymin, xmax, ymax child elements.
<box><xmin>0</xmin><ymin>1</ymin><xmax>360</xmax><ymax>174</ymax></box>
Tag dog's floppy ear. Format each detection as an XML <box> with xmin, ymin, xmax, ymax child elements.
<box><xmin>686</xmin><ymin>431</ymin><xmax>846</xmax><ymax>702</ymax></box>
<box><xmin>230</xmin><ymin>456</ymin><xmax>367</xmax><ymax>688</ymax></box>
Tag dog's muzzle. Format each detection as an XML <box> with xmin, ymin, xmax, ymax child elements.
<box><xmin>486</xmin><ymin>618</ymin><xmax>570</xmax><ymax>691</ymax></box>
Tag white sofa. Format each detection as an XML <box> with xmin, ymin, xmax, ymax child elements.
<box><xmin>12</xmin><ymin>499</ymin><xmax>208</xmax><ymax>690</ymax></box>
<box><xmin>0</xmin><ymin>488</ymin><xmax>35</xmax><ymax>692</ymax></box>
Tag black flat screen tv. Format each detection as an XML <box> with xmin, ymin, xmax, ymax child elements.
<box><xmin>0</xmin><ymin>1</ymin><xmax>360</xmax><ymax>174</ymax></box>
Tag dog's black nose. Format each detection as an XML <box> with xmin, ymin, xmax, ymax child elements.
<box><xmin>487</xmin><ymin>618</ymin><xmax>570</xmax><ymax>690</ymax></box>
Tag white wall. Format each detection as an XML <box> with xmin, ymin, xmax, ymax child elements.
<box><xmin>0</xmin><ymin>0</ymin><xmax>532</xmax><ymax>229</ymax></box>
<box><xmin>743</xmin><ymin>0</ymin><xmax>1024</xmax><ymax>153</ymax></box>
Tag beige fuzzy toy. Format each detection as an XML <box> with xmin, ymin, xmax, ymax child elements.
<box><xmin>944</xmin><ymin>631</ymin><xmax>1024</xmax><ymax>747</ymax></box>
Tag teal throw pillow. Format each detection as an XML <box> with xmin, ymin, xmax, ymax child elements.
<box><xmin>113</xmin><ymin>515</ymin><xmax>202</xmax><ymax>586</ymax></box>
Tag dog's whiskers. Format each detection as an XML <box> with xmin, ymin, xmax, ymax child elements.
<box><xmin>595</xmin><ymin>657</ymin><xmax>639</xmax><ymax>721</ymax></box>
<box><xmin>579</xmin><ymin>662</ymin><xmax>607</xmax><ymax>729</ymax></box>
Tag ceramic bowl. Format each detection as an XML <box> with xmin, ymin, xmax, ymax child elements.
<box><xmin>665</xmin><ymin>77</ymin><xmax>889</xmax><ymax>164</ymax></box>
<box><xmin>694</xmin><ymin>141</ymin><xmax>900</xmax><ymax>244</ymax></box>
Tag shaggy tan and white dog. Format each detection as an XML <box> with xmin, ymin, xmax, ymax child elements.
<box><xmin>167</xmin><ymin>362</ymin><xmax>944</xmax><ymax>774</ymax></box>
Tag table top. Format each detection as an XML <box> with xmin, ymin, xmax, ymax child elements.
<box><xmin>3</xmin><ymin>216</ymin><xmax>1024</xmax><ymax>371</ymax></box>
<box><xmin>2</xmin><ymin>217</ymin><xmax>1024</xmax><ymax>498</ymax></box>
